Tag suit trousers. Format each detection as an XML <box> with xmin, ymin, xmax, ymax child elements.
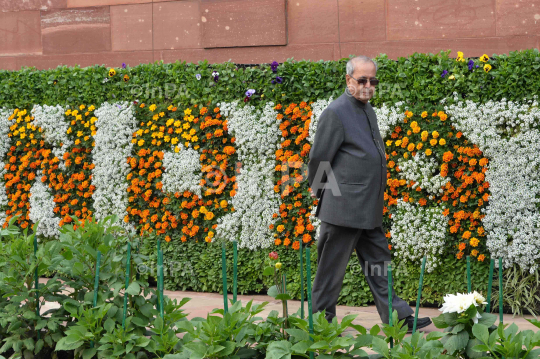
<box><xmin>311</xmin><ymin>221</ymin><xmax>414</xmax><ymax>324</ymax></box>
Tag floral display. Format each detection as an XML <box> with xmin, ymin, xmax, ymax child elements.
<box><xmin>2</xmin><ymin>51</ymin><xmax>539</xmax><ymax>277</ymax></box>
<box><xmin>439</xmin><ymin>290</ymin><xmax>487</xmax><ymax>323</ymax></box>
<box><xmin>446</xmin><ymin>96</ymin><xmax>540</xmax><ymax>272</ymax></box>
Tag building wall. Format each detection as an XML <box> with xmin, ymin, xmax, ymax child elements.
<box><xmin>0</xmin><ymin>0</ymin><xmax>539</xmax><ymax>70</ymax></box>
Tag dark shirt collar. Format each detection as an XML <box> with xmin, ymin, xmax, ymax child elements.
<box><xmin>344</xmin><ymin>89</ymin><xmax>368</xmax><ymax>108</ymax></box>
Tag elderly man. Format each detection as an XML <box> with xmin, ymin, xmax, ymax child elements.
<box><xmin>307</xmin><ymin>55</ymin><xmax>431</xmax><ymax>331</ymax></box>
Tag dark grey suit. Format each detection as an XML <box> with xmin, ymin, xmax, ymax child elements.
<box><xmin>307</xmin><ymin>90</ymin><xmax>413</xmax><ymax>324</ymax></box>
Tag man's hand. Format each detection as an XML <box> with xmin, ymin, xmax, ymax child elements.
<box><xmin>309</xmin><ymin>187</ymin><xmax>317</xmax><ymax>199</ymax></box>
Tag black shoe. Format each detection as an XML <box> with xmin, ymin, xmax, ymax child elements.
<box><xmin>401</xmin><ymin>315</ymin><xmax>432</xmax><ymax>333</ymax></box>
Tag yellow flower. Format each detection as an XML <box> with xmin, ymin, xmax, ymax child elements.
<box><xmin>395</xmin><ymin>139</ymin><xmax>402</xmax><ymax>147</ymax></box>
<box><xmin>184</xmin><ymin>108</ymin><xmax>192</xmax><ymax>115</ymax></box>
<box><xmin>412</xmin><ymin>126</ymin><xmax>421</xmax><ymax>134</ymax></box>
<box><xmin>439</xmin><ymin>138</ymin><xmax>446</xmax><ymax>145</ymax></box>
<box><xmin>149</xmin><ymin>104</ymin><xmax>157</xmax><ymax>112</ymax></box>
<box><xmin>166</xmin><ymin>119</ymin><xmax>174</xmax><ymax>127</ymax></box>
<box><xmin>430</xmin><ymin>138</ymin><xmax>438</xmax><ymax>146</ymax></box>
<box><xmin>421</xmin><ymin>111</ymin><xmax>428</xmax><ymax>118</ymax></box>
<box><xmin>277</xmin><ymin>225</ymin><xmax>285</xmax><ymax>232</ymax></box>
<box><xmin>205</xmin><ymin>212</ymin><xmax>214</xmax><ymax>220</ymax></box>
<box><xmin>470</xmin><ymin>237</ymin><xmax>479</xmax><ymax>247</ymax></box>
<box><xmin>175</xmin><ymin>146</ymin><xmax>180</xmax><ymax>153</ymax></box>
<box><xmin>386</xmin><ymin>140</ymin><xmax>392</xmax><ymax>146</ymax></box>
<box><xmin>79</xmin><ymin>104</ymin><xmax>86</xmax><ymax>110</ymax></box>
<box><xmin>416</xmin><ymin>142</ymin><xmax>423</xmax><ymax>150</ymax></box>
<box><xmin>421</xmin><ymin>131</ymin><xmax>428</xmax><ymax>142</ymax></box>
<box><xmin>406</xmin><ymin>111</ymin><xmax>413</xmax><ymax>118</ymax></box>
<box><xmin>171</xmin><ymin>137</ymin><xmax>179</xmax><ymax>144</ymax></box>
<box><xmin>108</xmin><ymin>68</ymin><xmax>116</xmax><ymax>77</ymax></box>
<box><xmin>410</xmin><ymin>121</ymin><xmax>418</xmax><ymax>128</ymax></box>
<box><xmin>407</xmin><ymin>143</ymin><xmax>415</xmax><ymax>152</ymax></box>
<box><xmin>88</xmin><ymin>105</ymin><xmax>95</xmax><ymax>111</ymax></box>
<box><xmin>483</xmin><ymin>64</ymin><xmax>492</xmax><ymax>73</ymax></box>
<box><xmin>200</xmin><ymin>206</ymin><xmax>208</xmax><ymax>214</ymax></box>
<box><xmin>403</xmin><ymin>152</ymin><xmax>409</xmax><ymax>158</ymax></box>
<box><xmin>456</xmin><ymin>51</ymin><xmax>464</xmax><ymax>61</ymax></box>
<box><xmin>220</xmin><ymin>200</ymin><xmax>228</xmax><ymax>208</ymax></box>
<box><xmin>479</xmin><ymin>54</ymin><xmax>489</xmax><ymax>62</ymax></box>
<box><xmin>425</xmin><ymin>149</ymin><xmax>432</xmax><ymax>156</ymax></box>
<box><xmin>448</xmin><ymin>75</ymin><xmax>455</xmax><ymax>80</ymax></box>
<box><xmin>138</xmin><ymin>139</ymin><xmax>144</xmax><ymax>146</ymax></box>
<box><xmin>131</xmin><ymin>139</ymin><xmax>137</xmax><ymax>144</ymax></box>
<box><xmin>275</xmin><ymin>262</ymin><xmax>282</xmax><ymax>269</ymax></box>
<box><xmin>208</xmin><ymin>231</ymin><xmax>214</xmax><ymax>238</ymax></box>
<box><xmin>432</xmin><ymin>131</ymin><xmax>439</xmax><ymax>139</ymax></box>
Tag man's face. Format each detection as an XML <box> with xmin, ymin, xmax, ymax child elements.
<box><xmin>345</xmin><ymin>62</ymin><xmax>377</xmax><ymax>103</ymax></box>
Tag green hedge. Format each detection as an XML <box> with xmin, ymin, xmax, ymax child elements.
<box><xmin>1</xmin><ymin>49</ymin><xmax>540</xmax><ymax>109</ymax></box>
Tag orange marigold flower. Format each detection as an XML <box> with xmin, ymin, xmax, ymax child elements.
<box><xmin>443</xmin><ymin>151</ymin><xmax>454</xmax><ymax>162</ymax></box>
<box><xmin>477</xmin><ymin>254</ymin><xmax>485</xmax><ymax>262</ymax></box>
<box><xmin>275</xmin><ymin>238</ymin><xmax>282</xmax><ymax>245</ymax></box>
<box><xmin>456</xmin><ymin>252</ymin><xmax>464</xmax><ymax>259</ymax></box>
<box><xmin>292</xmin><ymin>241</ymin><xmax>300</xmax><ymax>250</ymax></box>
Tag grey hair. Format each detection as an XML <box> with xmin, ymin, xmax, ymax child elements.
<box><xmin>346</xmin><ymin>56</ymin><xmax>378</xmax><ymax>75</ymax></box>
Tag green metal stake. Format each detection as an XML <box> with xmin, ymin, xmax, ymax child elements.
<box><xmin>90</xmin><ymin>251</ymin><xmax>102</xmax><ymax>348</ymax></box>
<box><xmin>34</xmin><ymin>236</ymin><xmax>40</xmax><ymax>340</ymax></box>
<box><xmin>413</xmin><ymin>257</ymin><xmax>427</xmax><ymax>334</ymax></box>
<box><xmin>300</xmin><ymin>240</ymin><xmax>304</xmax><ymax>319</ymax></box>
<box><xmin>388</xmin><ymin>262</ymin><xmax>393</xmax><ymax>349</ymax></box>
<box><xmin>159</xmin><ymin>248</ymin><xmax>164</xmax><ymax>319</ymax></box>
<box><xmin>135</xmin><ymin>243</ymin><xmax>140</xmax><ymax>281</ymax></box>
<box><xmin>233</xmin><ymin>241</ymin><xmax>238</xmax><ymax>304</ymax></box>
<box><xmin>221</xmin><ymin>242</ymin><xmax>228</xmax><ymax>314</ymax></box>
<box><xmin>467</xmin><ymin>255</ymin><xmax>472</xmax><ymax>293</ymax></box>
<box><xmin>486</xmin><ymin>258</ymin><xmax>494</xmax><ymax>312</ymax></box>
<box><xmin>306</xmin><ymin>246</ymin><xmax>314</xmax><ymax>359</ymax></box>
<box><xmin>122</xmin><ymin>243</ymin><xmax>132</xmax><ymax>329</ymax></box>
<box><xmin>498</xmin><ymin>258</ymin><xmax>503</xmax><ymax>324</ymax></box>
<box><xmin>156</xmin><ymin>239</ymin><xmax>161</xmax><ymax>314</ymax></box>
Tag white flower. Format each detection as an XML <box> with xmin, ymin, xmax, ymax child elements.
<box><xmin>0</xmin><ymin>108</ymin><xmax>12</xmax><ymax>227</ymax></box>
<box><xmin>215</xmin><ymin>101</ymin><xmax>282</xmax><ymax>249</ymax></box>
<box><xmin>29</xmin><ymin>170</ymin><xmax>60</xmax><ymax>238</ymax></box>
<box><xmin>31</xmin><ymin>104</ymin><xmax>72</xmax><ymax>170</ymax></box>
<box><xmin>389</xmin><ymin>201</ymin><xmax>448</xmax><ymax>272</ymax></box>
<box><xmin>162</xmin><ymin>144</ymin><xmax>202</xmax><ymax>197</ymax></box>
<box><xmin>92</xmin><ymin>102</ymin><xmax>137</xmax><ymax>235</ymax></box>
<box><xmin>439</xmin><ymin>291</ymin><xmax>485</xmax><ymax>314</ymax></box>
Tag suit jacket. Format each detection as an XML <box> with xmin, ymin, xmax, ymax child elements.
<box><xmin>307</xmin><ymin>90</ymin><xmax>387</xmax><ymax>229</ymax></box>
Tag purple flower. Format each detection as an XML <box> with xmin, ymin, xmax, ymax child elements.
<box><xmin>270</xmin><ymin>61</ymin><xmax>279</xmax><ymax>72</ymax></box>
<box><xmin>271</xmin><ymin>76</ymin><xmax>283</xmax><ymax>84</ymax></box>
<box><xmin>245</xmin><ymin>89</ymin><xmax>256</xmax><ymax>97</ymax></box>
<box><xmin>441</xmin><ymin>70</ymin><xmax>448</xmax><ymax>78</ymax></box>
<box><xmin>122</xmin><ymin>63</ymin><xmax>126</xmax><ymax>69</ymax></box>
<box><xmin>243</xmin><ymin>96</ymin><xmax>249</xmax><ymax>103</ymax></box>
<box><xmin>116</xmin><ymin>104</ymin><xmax>122</xmax><ymax>109</ymax></box>
<box><xmin>196</xmin><ymin>73</ymin><xmax>201</xmax><ymax>81</ymax></box>
<box><xmin>476</xmin><ymin>65</ymin><xmax>479</xmax><ymax>68</ymax></box>
<box><xmin>213</xmin><ymin>75</ymin><xmax>219</xmax><ymax>82</ymax></box>
<box><xmin>468</xmin><ymin>60</ymin><xmax>474</xmax><ymax>71</ymax></box>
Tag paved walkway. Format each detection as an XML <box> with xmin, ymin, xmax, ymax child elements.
<box><xmin>39</xmin><ymin>278</ymin><xmax>538</xmax><ymax>334</ymax></box>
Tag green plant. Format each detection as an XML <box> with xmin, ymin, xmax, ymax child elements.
<box><xmin>97</xmin><ymin>317</ymin><xmax>151</xmax><ymax>359</ymax></box>
<box><xmin>472</xmin><ymin>322</ymin><xmax>540</xmax><ymax>358</ymax></box>
<box><xmin>266</xmin><ymin>310</ymin><xmax>372</xmax><ymax>358</ymax></box>
<box><xmin>432</xmin><ymin>300</ymin><xmax>497</xmax><ymax>358</ymax></box>
<box><xmin>55</xmin><ymin>302</ymin><xmax>112</xmax><ymax>357</ymax></box>
<box><xmin>0</xmin><ymin>219</ymin><xmax>66</xmax><ymax>358</ymax></box>
<box><xmin>491</xmin><ymin>264</ymin><xmax>540</xmax><ymax>317</ymax></box>
<box><xmin>174</xmin><ymin>299</ymin><xmax>268</xmax><ymax>359</ymax></box>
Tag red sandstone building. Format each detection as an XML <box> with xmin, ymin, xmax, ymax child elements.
<box><xmin>0</xmin><ymin>0</ymin><xmax>538</xmax><ymax>70</ymax></box>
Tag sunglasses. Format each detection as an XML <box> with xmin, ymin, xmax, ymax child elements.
<box><xmin>349</xmin><ymin>76</ymin><xmax>379</xmax><ymax>86</ymax></box>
